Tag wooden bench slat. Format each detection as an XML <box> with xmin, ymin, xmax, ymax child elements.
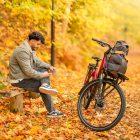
<box><xmin>0</xmin><ymin>90</ymin><xmax>23</xmax><ymax>97</ymax></box>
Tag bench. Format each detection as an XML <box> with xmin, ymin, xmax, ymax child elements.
<box><xmin>0</xmin><ymin>86</ymin><xmax>40</xmax><ymax>113</ymax></box>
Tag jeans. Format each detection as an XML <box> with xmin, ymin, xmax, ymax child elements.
<box><xmin>12</xmin><ymin>68</ymin><xmax>54</xmax><ymax>113</ymax></box>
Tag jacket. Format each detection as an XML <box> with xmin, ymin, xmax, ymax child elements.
<box><xmin>9</xmin><ymin>40</ymin><xmax>51</xmax><ymax>83</ymax></box>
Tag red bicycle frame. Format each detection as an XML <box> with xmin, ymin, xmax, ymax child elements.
<box><xmin>84</xmin><ymin>56</ymin><xmax>107</xmax><ymax>85</ymax></box>
<box><xmin>84</xmin><ymin>38</ymin><xmax>114</xmax><ymax>85</ymax></box>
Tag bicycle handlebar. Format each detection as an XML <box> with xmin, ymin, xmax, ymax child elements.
<box><xmin>92</xmin><ymin>38</ymin><xmax>112</xmax><ymax>49</ymax></box>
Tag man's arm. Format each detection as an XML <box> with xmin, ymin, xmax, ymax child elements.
<box><xmin>35</xmin><ymin>57</ymin><xmax>51</xmax><ymax>69</ymax></box>
<box><xmin>16</xmin><ymin>50</ymin><xmax>44</xmax><ymax>79</ymax></box>
<box><xmin>33</xmin><ymin>53</ymin><xmax>56</xmax><ymax>73</ymax></box>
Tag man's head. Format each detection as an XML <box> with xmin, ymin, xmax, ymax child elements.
<box><xmin>28</xmin><ymin>31</ymin><xmax>45</xmax><ymax>51</ymax></box>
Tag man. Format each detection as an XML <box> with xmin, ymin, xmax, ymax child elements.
<box><xmin>9</xmin><ymin>31</ymin><xmax>63</xmax><ymax>117</ymax></box>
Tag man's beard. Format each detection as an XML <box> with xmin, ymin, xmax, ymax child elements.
<box><xmin>31</xmin><ymin>45</ymin><xmax>36</xmax><ymax>51</ymax></box>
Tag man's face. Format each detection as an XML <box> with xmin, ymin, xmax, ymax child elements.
<box><xmin>29</xmin><ymin>40</ymin><xmax>42</xmax><ymax>51</ymax></box>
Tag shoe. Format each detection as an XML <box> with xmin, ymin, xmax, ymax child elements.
<box><xmin>39</xmin><ymin>84</ymin><xmax>58</xmax><ymax>95</ymax></box>
<box><xmin>47</xmin><ymin>110</ymin><xmax>64</xmax><ymax>117</ymax></box>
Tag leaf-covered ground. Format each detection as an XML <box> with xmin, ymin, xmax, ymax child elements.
<box><xmin>0</xmin><ymin>49</ymin><xmax>140</xmax><ymax>140</ymax></box>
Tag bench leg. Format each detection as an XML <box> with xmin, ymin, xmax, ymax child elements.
<box><xmin>10</xmin><ymin>94</ymin><xmax>23</xmax><ymax>113</ymax></box>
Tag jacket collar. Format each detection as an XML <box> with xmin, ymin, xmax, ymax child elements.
<box><xmin>22</xmin><ymin>39</ymin><xmax>33</xmax><ymax>53</ymax></box>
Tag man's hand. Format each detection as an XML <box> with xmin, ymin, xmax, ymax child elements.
<box><xmin>49</xmin><ymin>66</ymin><xmax>56</xmax><ymax>74</ymax></box>
<box><xmin>42</xmin><ymin>71</ymin><xmax>52</xmax><ymax>78</ymax></box>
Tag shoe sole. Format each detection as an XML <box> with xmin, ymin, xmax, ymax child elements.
<box><xmin>39</xmin><ymin>87</ymin><xmax>58</xmax><ymax>95</ymax></box>
<box><xmin>46</xmin><ymin>114</ymin><xmax>65</xmax><ymax>118</ymax></box>
<box><xmin>46</xmin><ymin>115</ymin><xmax>64</xmax><ymax>118</ymax></box>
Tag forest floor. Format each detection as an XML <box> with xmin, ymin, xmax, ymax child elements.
<box><xmin>0</xmin><ymin>48</ymin><xmax>140</xmax><ymax>140</ymax></box>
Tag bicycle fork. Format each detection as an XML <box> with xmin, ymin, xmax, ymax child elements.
<box><xmin>84</xmin><ymin>75</ymin><xmax>106</xmax><ymax>110</ymax></box>
<box><xmin>95</xmin><ymin>74</ymin><xmax>106</xmax><ymax>108</ymax></box>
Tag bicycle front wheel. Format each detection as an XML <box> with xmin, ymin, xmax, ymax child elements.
<box><xmin>77</xmin><ymin>79</ymin><xmax>126</xmax><ymax>131</ymax></box>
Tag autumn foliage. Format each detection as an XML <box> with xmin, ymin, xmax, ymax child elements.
<box><xmin>0</xmin><ymin>0</ymin><xmax>140</xmax><ymax>139</ymax></box>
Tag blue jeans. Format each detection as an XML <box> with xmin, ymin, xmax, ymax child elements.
<box><xmin>12</xmin><ymin>68</ymin><xmax>55</xmax><ymax>113</ymax></box>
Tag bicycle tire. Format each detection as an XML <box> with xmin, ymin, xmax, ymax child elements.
<box><xmin>77</xmin><ymin>78</ymin><xmax>126</xmax><ymax>131</ymax></box>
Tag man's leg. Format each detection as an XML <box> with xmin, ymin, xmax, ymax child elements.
<box><xmin>12</xmin><ymin>78</ymin><xmax>54</xmax><ymax>113</ymax></box>
<box><xmin>37</xmin><ymin>68</ymin><xmax>58</xmax><ymax>95</ymax></box>
<box><xmin>35</xmin><ymin>68</ymin><xmax>63</xmax><ymax>116</ymax></box>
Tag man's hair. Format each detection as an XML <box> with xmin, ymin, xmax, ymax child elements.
<box><xmin>28</xmin><ymin>31</ymin><xmax>45</xmax><ymax>44</ymax></box>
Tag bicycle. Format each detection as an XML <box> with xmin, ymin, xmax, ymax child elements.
<box><xmin>77</xmin><ymin>38</ymin><xmax>129</xmax><ymax>131</ymax></box>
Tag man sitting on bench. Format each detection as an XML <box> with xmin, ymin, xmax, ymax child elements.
<box><xmin>9</xmin><ymin>31</ymin><xmax>63</xmax><ymax>117</ymax></box>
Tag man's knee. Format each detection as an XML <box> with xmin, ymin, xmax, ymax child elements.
<box><xmin>36</xmin><ymin>68</ymin><xmax>50</xmax><ymax>85</ymax></box>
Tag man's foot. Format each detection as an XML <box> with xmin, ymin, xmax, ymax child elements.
<box><xmin>47</xmin><ymin>110</ymin><xmax>63</xmax><ymax>117</ymax></box>
<box><xmin>39</xmin><ymin>84</ymin><xmax>58</xmax><ymax>95</ymax></box>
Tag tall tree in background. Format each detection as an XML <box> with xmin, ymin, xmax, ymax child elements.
<box><xmin>51</xmin><ymin>0</ymin><xmax>55</xmax><ymax>66</ymax></box>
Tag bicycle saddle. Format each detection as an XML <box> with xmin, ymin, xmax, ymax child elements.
<box><xmin>92</xmin><ymin>57</ymin><xmax>102</xmax><ymax>61</ymax></box>
<box><xmin>89</xmin><ymin>63</ymin><xmax>96</xmax><ymax>68</ymax></box>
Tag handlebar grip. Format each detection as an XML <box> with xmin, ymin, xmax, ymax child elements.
<box><xmin>92</xmin><ymin>38</ymin><xmax>106</xmax><ymax>47</ymax></box>
<box><xmin>92</xmin><ymin>38</ymin><xmax>102</xmax><ymax>43</ymax></box>
<box><xmin>92</xmin><ymin>38</ymin><xmax>111</xmax><ymax>49</ymax></box>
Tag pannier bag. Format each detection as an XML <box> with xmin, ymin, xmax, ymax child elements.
<box><xmin>106</xmin><ymin>40</ymin><xmax>129</xmax><ymax>76</ymax></box>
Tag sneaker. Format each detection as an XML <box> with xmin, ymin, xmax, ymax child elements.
<box><xmin>47</xmin><ymin>110</ymin><xmax>64</xmax><ymax>117</ymax></box>
<box><xmin>39</xmin><ymin>84</ymin><xmax>58</xmax><ymax>95</ymax></box>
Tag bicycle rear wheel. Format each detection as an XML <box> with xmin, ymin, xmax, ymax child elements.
<box><xmin>77</xmin><ymin>79</ymin><xmax>126</xmax><ymax>131</ymax></box>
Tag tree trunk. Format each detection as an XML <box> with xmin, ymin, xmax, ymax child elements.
<box><xmin>0</xmin><ymin>87</ymin><xmax>24</xmax><ymax>113</ymax></box>
<box><xmin>10</xmin><ymin>93</ymin><xmax>23</xmax><ymax>113</ymax></box>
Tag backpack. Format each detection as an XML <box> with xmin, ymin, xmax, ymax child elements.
<box><xmin>113</xmin><ymin>40</ymin><xmax>129</xmax><ymax>55</ymax></box>
<box><xmin>106</xmin><ymin>40</ymin><xmax>129</xmax><ymax>77</ymax></box>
